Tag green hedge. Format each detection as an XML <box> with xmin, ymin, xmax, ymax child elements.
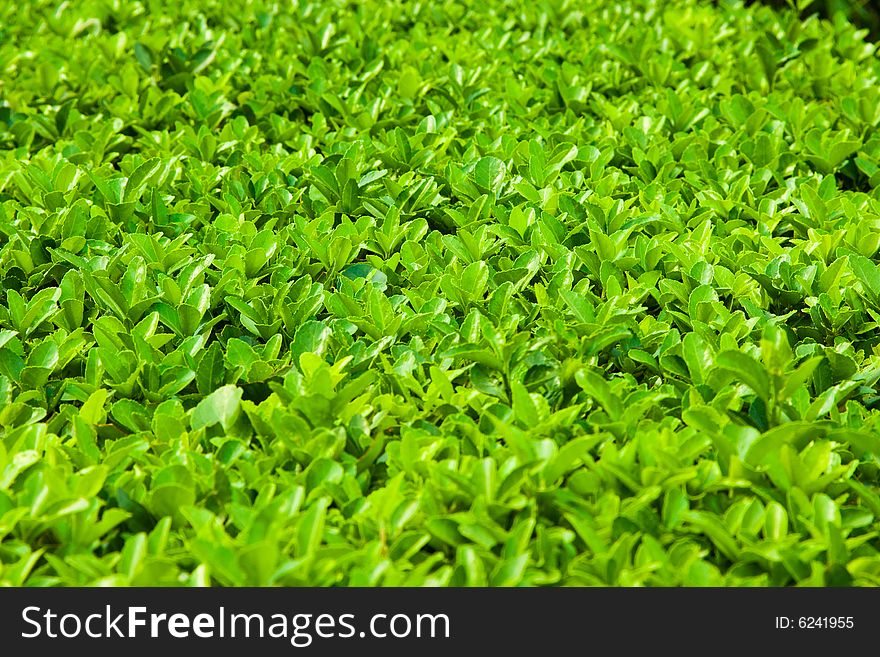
<box><xmin>1</xmin><ymin>0</ymin><xmax>880</xmax><ymax>586</ymax></box>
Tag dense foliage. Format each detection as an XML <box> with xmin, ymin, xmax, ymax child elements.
<box><xmin>1</xmin><ymin>0</ymin><xmax>880</xmax><ymax>586</ymax></box>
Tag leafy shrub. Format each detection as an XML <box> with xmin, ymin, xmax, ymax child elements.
<box><xmin>1</xmin><ymin>0</ymin><xmax>879</xmax><ymax>586</ymax></box>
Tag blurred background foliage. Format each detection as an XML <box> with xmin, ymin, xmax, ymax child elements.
<box><xmin>748</xmin><ymin>0</ymin><xmax>880</xmax><ymax>38</ymax></box>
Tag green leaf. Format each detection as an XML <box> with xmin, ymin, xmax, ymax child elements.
<box><xmin>123</xmin><ymin>158</ymin><xmax>162</xmax><ymax>203</ymax></box>
<box><xmin>191</xmin><ymin>384</ymin><xmax>242</xmax><ymax>431</ymax></box>
<box><xmin>296</xmin><ymin>497</ymin><xmax>330</xmax><ymax>558</ymax></box>
<box><xmin>850</xmin><ymin>254</ymin><xmax>880</xmax><ymax>305</ymax></box>
<box><xmin>473</xmin><ymin>157</ymin><xmax>506</xmax><ymax>194</ymax></box>
<box><xmin>196</xmin><ymin>342</ymin><xmax>226</xmax><ymax>395</ymax></box>
<box><xmin>716</xmin><ymin>350</ymin><xmax>770</xmax><ymax>401</ymax></box>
